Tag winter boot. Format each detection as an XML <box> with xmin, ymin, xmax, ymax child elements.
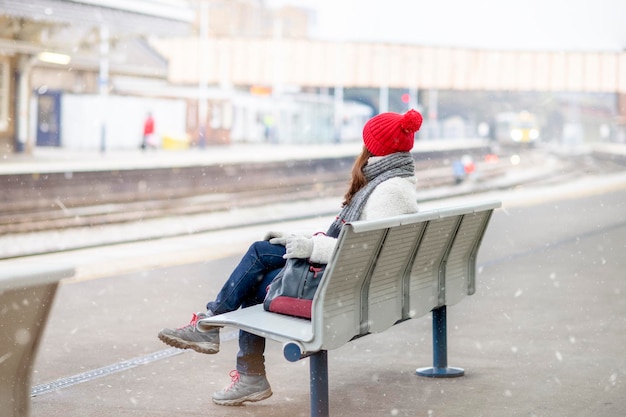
<box><xmin>158</xmin><ymin>311</ymin><xmax>219</xmax><ymax>354</ymax></box>
<box><xmin>212</xmin><ymin>370</ymin><xmax>273</xmax><ymax>406</ymax></box>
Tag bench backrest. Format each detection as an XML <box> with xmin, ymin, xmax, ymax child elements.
<box><xmin>312</xmin><ymin>201</ymin><xmax>499</xmax><ymax>350</ymax></box>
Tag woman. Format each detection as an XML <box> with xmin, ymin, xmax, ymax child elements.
<box><xmin>158</xmin><ymin>109</ymin><xmax>423</xmax><ymax>406</ymax></box>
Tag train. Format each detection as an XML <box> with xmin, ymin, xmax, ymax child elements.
<box><xmin>492</xmin><ymin>111</ymin><xmax>541</xmax><ymax>146</ymax></box>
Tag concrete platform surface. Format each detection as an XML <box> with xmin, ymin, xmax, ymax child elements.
<box><xmin>20</xmin><ymin>178</ymin><xmax>626</xmax><ymax>417</ymax></box>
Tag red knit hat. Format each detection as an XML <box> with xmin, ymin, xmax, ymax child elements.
<box><xmin>363</xmin><ymin>109</ymin><xmax>423</xmax><ymax>156</ymax></box>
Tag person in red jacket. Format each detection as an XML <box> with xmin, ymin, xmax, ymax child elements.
<box><xmin>141</xmin><ymin>112</ymin><xmax>156</xmax><ymax>150</ymax></box>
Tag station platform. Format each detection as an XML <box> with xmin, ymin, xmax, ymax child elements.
<box><xmin>2</xmin><ymin>140</ymin><xmax>626</xmax><ymax>417</ymax></box>
<box><xmin>21</xmin><ymin>176</ymin><xmax>626</xmax><ymax>417</ymax></box>
<box><xmin>2</xmin><ymin>139</ymin><xmax>623</xmax><ymax>175</ymax></box>
<box><xmin>0</xmin><ymin>139</ymin><xmax>495</xmax><ymax>173</ymax></box>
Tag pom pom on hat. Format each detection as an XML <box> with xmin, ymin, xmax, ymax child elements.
<box><xmin>400</xmin><ymin>110</ymin><xmax>422</xmax><ymax>133</ymax></box>
<box><xmin>362</xmin><ymin>109</ymin><xmax>423</xmax><ymax>156</ymax></box>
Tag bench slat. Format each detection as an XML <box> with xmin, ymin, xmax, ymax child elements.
<box><xmin>367</xmin><ymin>222</ymin><xmax>424</xmax><ymax>333</ymax></box>
<box><xmin>317</xmin><ymin>227</ymin><xmax>385</xmax><ymax>350</ymax></box>
<box><xmin>408</xmin><ymin>216</ymin><xmax>460</xmax><ymax>317</ymax></box>
<box><xmin>445</xmin><ymin>210</ymin><xmax>493</xmax><ymax>305</ymax></box>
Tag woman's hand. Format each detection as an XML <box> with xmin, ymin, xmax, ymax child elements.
<box><xmin>283</xmin><ymin>235</ymin><xmax>313</xmax><ymax>259</ymax></box>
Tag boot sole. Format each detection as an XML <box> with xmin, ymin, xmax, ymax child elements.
<box><xmin>157</xmin><ymin>332</ymin><xmax>219</xmax><ymax>354</ymax></box>
<box><xmin>212</xmin><ymin>387</ymin><xmax>273</xmax><ymax>406</ymax></box>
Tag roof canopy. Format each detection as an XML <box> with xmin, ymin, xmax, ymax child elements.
<box><xmin>0</xmin><ymin>0</ymin><xmax>193</xmax><ymax>37</ymax></box>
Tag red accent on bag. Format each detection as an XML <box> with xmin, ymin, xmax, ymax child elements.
<box><xmin>268</xmin><ymin>296</ymin><xmax>313</xmax><ymax>319</ymax></box>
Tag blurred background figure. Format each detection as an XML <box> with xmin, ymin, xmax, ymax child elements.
<box><xmin>142</xmin><ymin>112</ymin><xmax>157</xmax><ymax>150</ymax></box>
<box><xmin>453</xmin><ymin>154</ymin><xmax>476</xmax><ymax>184</ymax></box>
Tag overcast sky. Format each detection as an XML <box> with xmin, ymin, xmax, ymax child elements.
<box><xmin>268</xmin><ymin>0</ymin><xmax>626</xmax><ymax>52</ymax></box>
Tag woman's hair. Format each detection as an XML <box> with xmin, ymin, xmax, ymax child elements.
<box><xmin>342</xmin><ymin>145</ymin><xmax>373</xmax><ymax>207</ymax></box>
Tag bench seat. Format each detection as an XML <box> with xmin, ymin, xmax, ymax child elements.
<box><xmin>203</xmin><ymin>304</ymin><xmax>315</xmax><ymax>347</ymax></box>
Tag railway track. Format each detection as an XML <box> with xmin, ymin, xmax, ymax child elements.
<box><xmin>0</xmin><ymin>160</ymin><xmax>493</xmax><ymax>235</ymax></box>
<box><xmin>3</xmin><ymin>146</ymin><xmax>620</xmax><ymax>260</ymax></box>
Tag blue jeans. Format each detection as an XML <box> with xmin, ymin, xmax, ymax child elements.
<box><xmin>206</xmin><ymin>240</ymin><xmax>286</xmax><ymax>376</ymax></box>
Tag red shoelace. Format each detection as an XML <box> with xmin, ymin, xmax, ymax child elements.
<box><xmin>177</xmin><ymin>312</ymin><xmax>200</xmax><ymax>330</ymax></box>
<box><xmin>226</xmin><ymin>370</ymin><xmax>240</xmax><ymax>391</ymax></box>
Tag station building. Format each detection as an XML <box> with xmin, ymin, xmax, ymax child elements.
<box><xmin>1</xmin><ymin>0</ymin><xmax>625</xmax><ymax>155</ymax></box>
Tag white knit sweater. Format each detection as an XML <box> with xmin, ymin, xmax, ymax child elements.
<box><xmin>309</xmin><ymin>174</ymin><xmax>418</xmax><ymax>264</ymax></box>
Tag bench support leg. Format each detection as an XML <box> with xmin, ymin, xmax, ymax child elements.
<box><xmin>310</xmin><ymin>350</ymin><xmax>329</xmax><ymax>417</ymax></box>
<box><xmin>416</xmin><ymin>306</ymin><xmax>465</xmax><ymax>378</ymax></box>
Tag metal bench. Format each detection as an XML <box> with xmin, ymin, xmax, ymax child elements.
<box><xmin>0</xmin><ymin>264</ymin><xmax>74</xmax><ymax>417</ymax></box>
<box><xmin>200</xmin><ymin>200</ymin><xmax>500</xmax><ymax>417</ymax></box>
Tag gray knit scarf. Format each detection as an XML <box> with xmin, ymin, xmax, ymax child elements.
<box><xmin>326</xmin><ymin>152</ymin><xmax>415</xmax><ymax>238</ymax></box>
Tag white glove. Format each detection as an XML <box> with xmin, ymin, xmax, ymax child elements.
<box><xmin>264</xmin><ymin>230</ymin><xmax>284</xmax><ymax>242</ymax></box>
<box><xmin>269</xmin><ymin>236</ymin><xmax>287</xmax><ymax>245</ymax></box>
<box><xmin>283</xmin><ymin>235</ymin><xmax>314</xmax><ymax>259</ymax></box>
